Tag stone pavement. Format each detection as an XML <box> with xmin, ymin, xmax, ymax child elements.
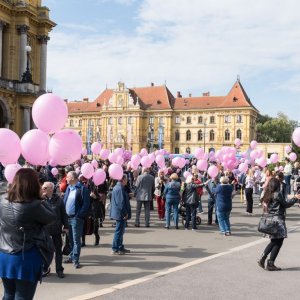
<box><xmin>0</xmin><ymin>193</ymin><xmax>299</xmax><ymax>300</ymax></box>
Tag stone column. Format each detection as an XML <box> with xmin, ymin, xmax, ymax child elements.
<box><xmin>0</xmin><ymin>21</ymin><xmax>7</xmax><ymax>77</ymax></box>
<box><xmin>17</xmin><ymin>25</ymin><xmax>29</xmax><ymax>81</ymax></box>
<box><xmin>37</xmin><ymin>35</ymin><xmax>50</xmax><ymax>92</ymax></box>
<box><xmin>21</xmin><ymin>105</ymin><xmax>31</xmax><ymax>134</ymax></box>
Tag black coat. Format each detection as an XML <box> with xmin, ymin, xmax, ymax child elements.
<box><xmin>45</xmin><ymin>194</ymin><xmax>68</xmax><ymax>235</ymax></box>
<box><xmin>0</xmin><ymin>198</ymin><xmax>56</xmax><ymax>254</ymax></box>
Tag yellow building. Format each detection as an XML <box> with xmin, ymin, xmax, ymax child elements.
<box><xmin>67</xmin><ymin>79</ymin><xmax>259</xmax><ymax>154</ymax></box>
<box><xmin>0</xmin><ymin>0</ymin><xmax>55</xmax><ymax>136</ymax></box>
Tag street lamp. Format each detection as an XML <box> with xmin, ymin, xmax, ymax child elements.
<box><xmin>22</xmin><ymin>45</ymin><xmax>33</xmax><ymax>83</ymax></box>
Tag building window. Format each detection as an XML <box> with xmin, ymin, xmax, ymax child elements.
<box><xmin>128</xmin><ymin>117</ymin><xmax>132</xmax><ymax>124</ymax></box>
<box><xmin>175</xmin><ymin>130</ymin><xmax>180</xmax><ymax>141</ymax></box>
<box><xmin>236</xmin><ymin>129</ymin><xmax>242</xmax><ymax>139</ymax></box>
<box><xmin>108</xmin><ymin>117</ymin><xmax>112</xmax><ymax>125</ymax></box>
<box><xmin>186</xmin><ymin>130</ymin><xmax>191</xmax><ymax>141</ymax></box>
<box><xmin>198</xmin><ymin>130</ymin><xmax>203</xmax><ymax>141</ymax></box>
<box><xmin>186</xmin><ymin>147</ymin><xmax>191</xmax><ymax>154</ymax></box>
<box><xmin>209</xmin><ymin>130</ymin><xmax>215</xmax><ymax>141</ymax></box>
<box><xmin>118</xmin><ymin>117</ymin><xmax>123</xmax><ymax>125</ymax></box>
<box><xmin>210</xmin><ymin>116</ymin><xmax>215</xmax><ymax>124</ymax></box>
<box><xmin>198</xmin><ymin>116</ymin><xmax>203</xmax><ymax>123</ymax></box>
<box><xmin>175</xmin><ymin>116</ymin><xmax>180</xmax><ymax>124</ymax></box>
<box><xmin>159</xmin><ymin>117</ymin><xmax>164</xmax><ymax>125</ymax></box>
<box><xmin>187</xmin><ymin>116</ymin><xmax>191</xmax><ymax>124</ymax></box>
<box><xmin>237</xmin><ymin>115</ymin><xmax>243</xmax><ymax>123</ymax></box>
<box><xmin>69</xmin><ymin>119</ymin><xmax>74</xmax><ymax>127</ymax></box>
<box><xmin>97</xmin><ymin>119</ymin><xmax>101</xmax><ymax>125</ymax></box>
<box><xmin>224</xmin><ymin>115</ymin><xmax>231</xmax><ymax>123</ymax></box>
<box><xmin>88</xmin><ymin>119</ymin><xmax>93</xmax><ymax>126</ymax></box>
<box><xmin>149</xmin><ymin>116</ymin><xmax>154</xmax><ymax>124</ymax></box>
<box><xmin>79</xmin><ymin>119</ymin><xmax>82</xmax><ymax>126</ymax></box>
<box><xmin>225</xmin><ymin>129</ymin><xmax>230</xmax><ymax>141</ymax></box>
<box><xmin>174</xmin><ymin>147</ymin><xmax>179</xmax><ymax>154</ymax></box>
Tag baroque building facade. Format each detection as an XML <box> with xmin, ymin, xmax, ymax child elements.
<box><xmin>0</xmin><ymin>0</ymin><xmax>55</xmax><ymax>136</ymax></box>
<box><xmin>66</xmin><ymin>79</ymin><xmax>259</xmax><ymax>154</ymax></box>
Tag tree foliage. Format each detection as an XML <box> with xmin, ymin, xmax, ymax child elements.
<box><xmin>256</xmin><ymin>112</ymin><xmax>298</xmax><ymax>143</ymax></box>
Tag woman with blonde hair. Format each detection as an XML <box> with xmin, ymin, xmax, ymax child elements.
<box><xmin>162</xmin><ymin>173</ymin><xmax>181</xmax><ymax>229</ymax></box>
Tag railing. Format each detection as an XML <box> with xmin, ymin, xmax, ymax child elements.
<box><xmin>0</xmin><ymin>77</ymin><xmax>40</xmax><ymax>94</ymax></box>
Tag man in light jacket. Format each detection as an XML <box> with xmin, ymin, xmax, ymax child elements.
<box><xmin>134</xmin><ymin>168</ymin><xmax>155</xmax><ymax>227</ymax></box>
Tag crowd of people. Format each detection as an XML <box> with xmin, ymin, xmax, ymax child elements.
<box><xmin>0</xmin><ymin>156</ymin><xmax>300</xmax><ymax>299</ymax></box>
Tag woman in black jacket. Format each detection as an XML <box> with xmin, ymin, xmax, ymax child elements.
<box><xmin>257</xmin><ymin>177</ymin><xmax>300</xmax><ymax>271</ymax></box>
<box><xmin>0</xmin><ymin>168</ymin><xmax>56</xmax><ymax>299</ymax></box>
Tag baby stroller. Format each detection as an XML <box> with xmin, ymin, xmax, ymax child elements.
<box><xmin>179</xmin><ymin>202</ymin><xmax>201</xmax><ymax>226</ymax></box>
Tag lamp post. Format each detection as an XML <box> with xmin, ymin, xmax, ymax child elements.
<box><xmin>21</xmin><ymin>45</ymin><xmax>33</xmax><ymax>83</ymax></box>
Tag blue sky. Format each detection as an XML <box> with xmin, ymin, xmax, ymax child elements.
<box><xmin>43</xmin><ymin>0</ymin><xmax>300</xmax><ymax>121</ymax></box>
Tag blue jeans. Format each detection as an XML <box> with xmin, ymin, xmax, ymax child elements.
<box><xmin>165</xmin><ymin>198</ymin><xmax>179</xmax><ymax>227</ymax></box>
<box><xmin>284</xmin><ymin>175</ymin><xmax>292</xmax><ymax>194</ymax></box>
<box><xmin>216</xmin><ymin>210</ymin><xmax>231</xmax><ymax>233</ymax></box>
<box><xmin>185</xmin><ymin>204</ymin><xmax>197</xmax><ymax>229</ymax></box>
<box><xmin>198</xmin><ymin>196</ymin><xmax>203</xmax><ymax>213</ymax></box>
<box><xmin>2</xmin><ymin>278</ymin><xmax>38</xmax><ymax>300</ymax></box>
<box><xmin>68</xmin><ymin>217</ymin><xmax>84</xmax><ymax>263</ymax></box>
<box><xmin>112</xmin><ymin>219</ymin><xmax>126</xmax><ymax>252</ymax></box>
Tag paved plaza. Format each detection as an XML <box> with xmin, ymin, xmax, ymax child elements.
<box><xmin>1</xmin><ymin>189</ymin><xmax>300</xmax><ymax>299</ymax></box>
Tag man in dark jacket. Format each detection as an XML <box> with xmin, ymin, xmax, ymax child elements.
<box><xmin>42</xmin><ymin>182</ymin><xmax>68</xmax><ymax>278</ymax></box>
<box><xmin>63</xmin><ymin>171</ymin><xmax>90</xmax><ymax>269</ymax></box>
<box><xmin>110</xmin><ymin>174</ymin><xmax>131</xmax><ymax>255</ymax></box>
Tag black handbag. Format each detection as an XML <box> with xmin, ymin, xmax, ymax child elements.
<box><xmin>62</xmin><ymin>233</ymin><xmax>71</xmax><ymax>256</ymax></box>
<box><xmin>258</xmin><ymin>214</ymin><xmax>280</xmax><ymax>235</ymax></box>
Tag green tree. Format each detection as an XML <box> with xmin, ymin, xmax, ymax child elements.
<box><xmin>256</xmin><ymin>112</ymin><xmax>297</xmax><ymax>143</ymax></box>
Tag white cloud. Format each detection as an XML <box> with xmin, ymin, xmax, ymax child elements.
<box><xmin>46</xmin><ymin>0</ymin><xmax>300</xmax><ymax>119</ymax></box>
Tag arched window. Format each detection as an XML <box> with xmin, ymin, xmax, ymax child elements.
<box><xmin>186</xmin><ymin>130</ymin><xmax>191</xmax><ymax>141</ymax></box>
<box><xmin>175</xmin><ymin>130</ymin><xmax>180</xmax><ymax>141</ymax></box>
<box><xmin>79</xmin><ymin>119</ymin><xmax>82</xmax><ymax>126</ymax></box>
<box><xmin>225</xmin><ymin>129</ymin><xmax>230</xmax><ymax>141</ymax></box>
<box><xmin>224</xmin><ymin>115</ymin><xmax>231</xmax><ymax>123</ymax></box>
<box><xmin>198</xmin><ymin>116</ymin><xmax>203</xmax><ymax>123</ymax></box>
<box><xmin>187</xmin><ymin>116</ymin><xmax>191</xmax><ymax>124</ymax></box>
<box><xmin>209</xmin><ymin>130</ymin><xmax>215</xmax><ymax>141</ymax></box>
<box><xmin>118</xmin><ymin>117</ymin><xmax>123</xmax><ymax>125</ymax></box>
<box><xmin>198</xmin><ymin>130</ymin><xmax>203</xmax><ymax>141</ymax></box>
<box><xmin>237</xmin><ymin>115</ymin><xmax>243</xmax><ymax>123</ymax></box>
<box><xmin>236</xmin><ymin>129</ymin><xmax>242</xmax><ymax>139</ymax></box>
<box><xmin>175</xmin><ymin>116</ymin><xmax>180</xmax><ymax>124</ymax></box>
<box><xmin>174</xmin><ymin>147</ymin><xmax>179</xmax><ymax>154</ymax></box>
<box><xmin>210</xmin><ymin>116</ymin><xmax>215</xmax><ymax>124</ymax></box>
<box><xmin>128</xmin><ymin>117</ymin><xmax>132</xmax><ymax>124</ymax></box>
<box><xmin>108</xmin><ymin>117</ymin><xmax>112</xmax><ymax>125</ymax></box>
<box><xmin>69</xmin><ymin>119</ymin><xmax>74</xmax><ymax>127</ymax></box>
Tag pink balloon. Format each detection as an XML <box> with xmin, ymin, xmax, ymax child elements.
<box><xmin>100</xmin><ymin>149</ymin><xmax>109</xmax><ymax>160</ymax></box>
<box><xmin>155</xmin><ymin>154</ymin><xmax>164</xmax><ymax>165</ymax></box>
<box><xmin>279</xmin><ymin>166</ymin><xmax>284</xmax><ymax>171</ymax></box>
<box><xmin>108</xmin><ymin>152</ymin><xmax>118</xmax><ymax>163</ymax></box>
<box><xmin>285</xmin><ymin>145</ymin><xmax>292</xmax><ymax>154</ymax></box>
<box><xmin>183</xmin><ymin>171</ymin><xmax>191</xmax><ymax>178</ymax></box>
<box><xmin>93</xmin><ymin>169</ymin><xmax>106</xmax><ymax>185</ymax></box>
<box><xmin>238</xmin><ymin>162</ymin><xmax>248</xmax><ymax>174</ymax></box>
<box><xmin>81</xmin><ymin>148</ymin><xmax>87</xmax><ymax>156</ymax></box>
<box><xmin>108</xmin><ymin>163</ymin><xmax>123</xmax><ymax>180</ymax></box>
<box><xmin>75</xmin><ymin>167</ymin><xmax>81</xmax><ymax>174</ymax></box>
<box><xmin>234</xmin><ymin>138</ymin><xmax>241</xmax><ymax>147</ymax></box>
<box><xmin>81</xmin><ymin>163</ymin><xmax>94</xmax><ymax>179</ymax></box>
<box><xmin>131</xmin><ymin>154</ymin><xmax>141</xmax><ymax>165</ymax></box>
<box><xmin>148</xmin><ymin>153</ymin><xmax>155</xmax><ymax>163</ymax></box>
<box><xmin>250</xmin><ymin>140</ymin><xmax>258</xmax><ymax>150</ymax></box>
<box><xmin>270</xmin><ymin>153</ymin><xmax>279</xmax><ymax>164</ymax></box>
<box><xmin>116</xmin><ymin>156</ymin><xmax>124</xmax><ymax>165</ymax></box>
<box><xmin>289</xmin><ymin>152</ymin><xmax>297</xmax><ymax>162</ymax></box>
<box><xmin>91</xmin><ymin>159</ymin><xmax>98</xmax><ymax>169</ymax></box>
<box><xmin>4</xmin><ymin>164</ymin><xmax>22</xmax><ymax>184</ymax></box>
<box><xmin>32</xmin><ymin>93</ymin><xmax>68</xmax><ymax>134</ymax></box>
<box><xmin>48</xmin><ymin>129</ymin><xmax>82</xmax><ymax>166</ymax></box>
<box><xmin>0</xmin><ymin>129</ymin><xmax>21</xmax><ymax>164</ymax></box>
<box><xmin>49</xmin><ymin>159</ymin><xmax>57</xmax><ymax>167</ymax></box>
<box><xmin>194</xmin><ymin>147</ymin><xmax>204</xmax><ymax>160</ymax></box>
<box><xmin>177</xmin><ymin>157</ymin><xmax>186</xmax><ymax>169</ymax></box>
<box><xmin>257</xmin><ymin>158</ymin><xmax>267</xmax><ymax>168</ymax></box>
<box><xmin>292</xmin><ymin>127</ymin><xmax>300</xmax><ymax>147</ymax></box>
<box><xmin>91</xmin><ymin>142</ymin><xmax>101</xmax><ymax>155</ymax></box>
<box><xmin>197</xmin><ymin>159</ymin><xmax>208</xmax><ymax>171</ymax></box>
<box><xmin>51</xmin><ymin>167</ymin><xmax>58</xmax><ymax>176</ymax></box>
<box><xmin>21</xmin><ymin>129</ymin><xmax>50</xmax><ymax>166</ymax></box>
<box><xmin>114</xmin><ymin>148</ymin><xmax>123</xmax><ymax>157</ymax></box>
<box><xmin>141</xmin><ymin>156</ymin><xmax>152</xmax><ymax>168</ymax></box>
<box><xmin>140</xmin><ymin>148</ymin><xmax>148</xmax><ymax>156</ymax></box>
<box><xmin>207</xmin><ymin>165</ymin><xmax>218</xmax><ymax>178</ymax></box>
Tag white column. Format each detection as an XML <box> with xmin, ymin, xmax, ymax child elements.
<box><xmin>17</xmin><ymin>25</ymin><xmax>29</xmax><ymax>80</ymax></box>
<box><xmin>38</xmin><ymin>35</ymin><xmax>49</xmax><ymax>92</ymax></box>
<box><xmin>22</xmin><ymin>105</ymin><xmax>31</xmax><ymax>134</ymax></box>
<box><xmin>0</xmin><ymin>21</ymin><xmax>5</xmax><ymax>77</ymax></box>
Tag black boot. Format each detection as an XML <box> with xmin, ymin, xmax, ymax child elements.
<box><xmin>266</xmin><ymin>260</ymin><xmax>281</xmax><ymax>271</ymax></box>
<box><xmin>257</xmin><ymin>253</ymin><xmax>267</xmax><ymax>269</ymax></box>
<box><xmin>94</xmin><ymin>235</ymin><xmax>100</xmax><ymax>246</ymax></box>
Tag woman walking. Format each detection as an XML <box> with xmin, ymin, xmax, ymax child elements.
<box><xmin>245</xmin><ymin>169</ymin><xmax>255</xmax><ymax>215</ymax></box>
<box><xmin>257</xmin><ymin>177</ymin><xmax>300</xmax><ymax>271</ymax></box>
<box><xmin>0</xmin><ymin>168</ymin><xmax>56</xmax><ymax>299</ymax></box>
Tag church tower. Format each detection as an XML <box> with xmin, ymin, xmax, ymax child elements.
<box><xmin>0</xmin><ymin>0</ymin><xmax>55</xmax><ymax>136</ymax></box>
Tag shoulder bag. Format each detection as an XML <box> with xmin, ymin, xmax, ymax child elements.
<box><xmin>258</xmin><ymin>214</ymin><xmax>280</xmax><ymax>235</ymax></box>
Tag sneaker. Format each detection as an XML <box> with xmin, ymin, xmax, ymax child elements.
<box><xmin>57</xmin><ymin>271</ymin><xmax>65</xmax><ymax>278</ymax></box>
<box><xmin>42</xmin><ymin>267</ymin><xmax>51</xmax><ymax>277</ymax></box>
<box><xmin>134</xmin><ymin>224</ymin><xmax>140</xmax><ymax>227</ymax></box>
<box><xmin>111</xmin><ymin>250</ymin><xmax>119</xmax><ymax>255</ymax></box>
<box><xmin>122</xmin><ymin>248</ymin><xmax>131</xmax><ymax>253</ymax></box>
<box><xmin>117</xmin><ymin>250</ymin><xmax>126</xmax><ymax>255</ymax></box>
<box><xmin>63</xmin><ymin>258</ymin><xmax>73</xmax><ymax>264</ymax></box>
<box><xmin>74</xmin><ymin>262</ymin><xmax>81</xmax><ymax>269</ymax></box>
<box><xmin>225</xmin><ymin>232</ymin><xmax>231</xmax><ymax>236</ymax></box>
